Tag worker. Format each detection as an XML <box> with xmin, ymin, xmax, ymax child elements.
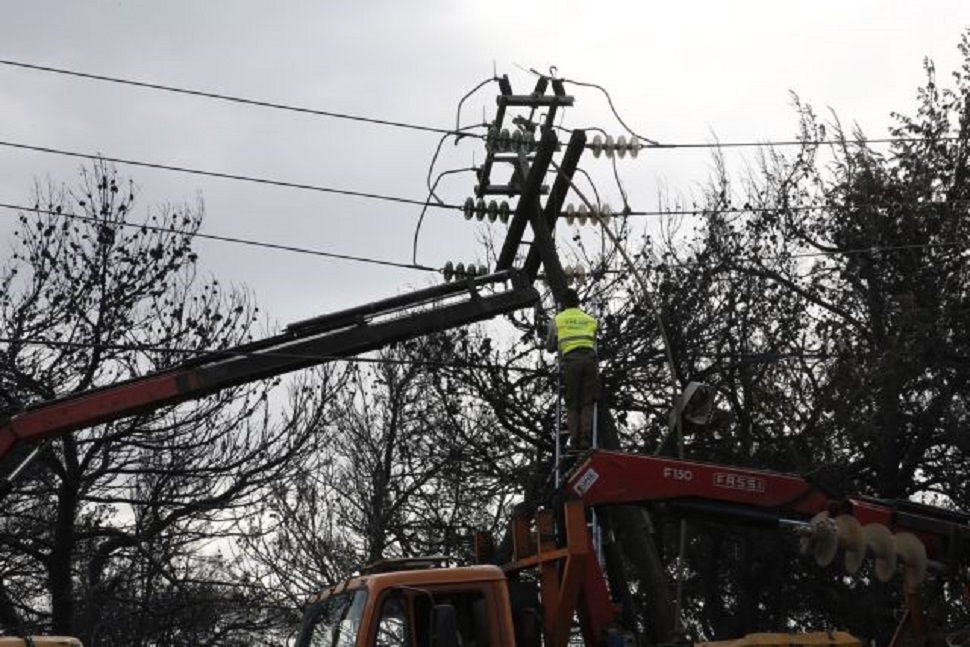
<box><xmin>545</xmin><ymin>288</ymin><xmax>599</xmax><ymax>450</ymax></box>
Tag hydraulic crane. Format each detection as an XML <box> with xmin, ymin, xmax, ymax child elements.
<box><xmin>0</xmin><ymin>269</ymin><xmax>539</xmax><ymax>493</ymax></box>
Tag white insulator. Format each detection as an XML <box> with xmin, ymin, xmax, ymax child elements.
<box><xmin>486</xmin><ymin>126</ymin><xmax>499</xmax><ymax>152</ymax></box>
<box><xmin>478</xmin><ymin>264</ymin><xmax>488</xmax><ymax>276</ymax></box>
<box><xmin>604</xmin><ymin>135</ymin><xmax>615</xmax><ymax>159</ymax></box>
<box><xmin>475</xmin><ymin>199</ymin><xmax>486</xmax><ymax>221</ymax></box>
<box><xmin>463</xmin><ymin>197</ymin><xmax>475</xmax><ymax>220</ymax></box>
<box><xmin>455</xmin><ymin>262</ymin><xmax>466</xmax><ymax>279</ymax></box>
<box><xmin>443</xmin><ymin>261</ymin><xmax>455</xmax><ymax>282</ymax></box>
<box><xmin>487</xmin><ymin>200</ymin><xmax>498</xmax><ymax>222</ymax></box>
<box><xmin>577</xmin><ymin>204</ymin><xmax>588</xmax><ymax>226</ymax></box>
<box><xmin>629</xmin><ymin>137</ymin><xmax>642</xmax><ymax>158</ymax></box>
<box><xmin>466</xmin><ymin>263</ymin><xmax>478</xmax><ymax>278</ymax></box>
<box><xmin>616</xmin><ymin>136</ymin><xmax>628</xmax><ymax>159</ymax></box>
<box><xmin>498</xmin><ymin>128</ymin><xmax>511</xmax><ymax>152</ymax></box>
<box><xmin>511</xmin><ymin>130</ymin><xmax>524</xmax><ymax>153</ymax></box>
<box><xmin>565</xmin><ymin>203</ymin><xmax>576</xmax><ymax>225</ymax></box>
<box><xmin>524</xmin><ymin>131</ymin><xmax>536</xmax><ymax>152</ymax></box>
<box><xmin>563</xmin><ymin>265</ymin><xmax>575</xmax><ymax>285</ymax></box>
<box><xmin>598</xmin><ymin>203</ymin><xmax>612</xmax><ymax>226</ymax></box>
<box><xmin>499</xmin><ymin>201</ymin><xmax>511</xmax><ymax>224</ymax></box>
<box><xmin>591</xmin><ymin>134</ymin><xmax>604</xmax><ymax>158</ymax></box>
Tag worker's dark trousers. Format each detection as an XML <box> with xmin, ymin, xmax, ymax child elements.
<box><xmin>562</xmin><ymin>348</ymin><xmax>599</xmax><ymax>449</ymax></box>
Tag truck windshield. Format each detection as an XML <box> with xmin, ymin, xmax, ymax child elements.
<box><xmin>296</xmin><ymin>589</ymin><xmax>368</xmax><ymax>647</ymax></box>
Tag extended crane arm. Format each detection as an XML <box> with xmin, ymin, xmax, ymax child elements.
<box><xmin>0</xmin><ymin>271</ymin><xmax>538</xmax><ymax>467</ymax></box>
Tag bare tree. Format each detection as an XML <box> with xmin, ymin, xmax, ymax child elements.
<box><xmin>0</xmin><ymin>161</ymin><xmax>333</xmax><ymax>643</ymax></box>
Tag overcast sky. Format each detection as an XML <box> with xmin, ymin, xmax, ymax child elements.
<box><xmin>1</xmin><ymin>1</ymin><xmax>968</xmax><ymax>331</ymax></box>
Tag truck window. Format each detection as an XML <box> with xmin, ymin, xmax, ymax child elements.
<box><xmin>430</xmin><ymin>592</ymin><xmax>490</xmax><ymax>647</ymax></box>
<box><xmin>371</xmin><ymin>588</ymin><xmax>491</xmax><ymax>647</ymax></box>
<box><xmin>376</xmin><ymin>596</ymin><xmax>411</xmax><ymax>647</ymax></box>
<box><xmin>296</xmin><ymin>589</ymin><xmax>369</xmax><ymax>647</ymax></box>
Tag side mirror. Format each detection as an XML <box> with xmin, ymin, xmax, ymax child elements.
<box><xmin>432</xmin><ymin>604</ymin><xmax>460</xmax><ymax>647</ymax></box>
<box><xmin>679</xmin><ymin>382</ymin><xmax>716</xmax><ymax>426</ymax></box>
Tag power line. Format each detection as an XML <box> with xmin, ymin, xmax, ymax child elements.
<box><xmin>0</xmin><ymin>202</ymin><xmax>439</xmax><ymax>273</ymax></box>
<box><xmin>8</xmin><ymin>58</ymin><xmax>962</xmax><ymax>153</ymax></box>
<box><xmin>646</xmin><ymin>136</ymin><xmax>969</xmax><ymax>150</ymax></box>
<box><xmin>587</xmin><ymin>237</ymin><xmax>970</xmax><ymax>279</ymax></box>
<box><xmin>0</xmin><ymin>140</ymin><xmax>464</xmax><ymax>209</ymax></box>
<box><xmin>0</xmin><ymin>58</ymin><xmax>477</xmax><ymax>138</ymax></box>
<box><xmin>551</xmin><ymin>73</ymin><xmax>964</xmax><ymax>150</ymax></box>
<box><xmin>623</xmin><ymin>200</ymin><xmax>970</xmax><ymax>217</ymax></box>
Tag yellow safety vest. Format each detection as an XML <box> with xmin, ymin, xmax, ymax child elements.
<box><xmin>554</xmin><ymin>307</ymin><xmax>598</xmax><ymax>356</ymax></box>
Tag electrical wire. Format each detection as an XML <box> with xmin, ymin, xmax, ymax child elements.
<box><xmin>620</xmin><ymin>200</ymin><xmax>970</xmax><ymax>217</ymax></box>
<box><xmin>0</xmin><ymin>58</ymin><xmax>471</xmax><ymax>137</ymax></box>
<box><xmin>454</xmin><ymin>76</ymin><xmax>497</xmax><ymax>136</ymax></box>
<box><xmin>648</xmin><ymin>135</ymin><xmax>970</xmax><ymax>150</ymax></box>
<box><xmin>0</xmin><ymin>139</ymin><xmax>463</xmax><ymax>209</ymax></box>
<box><xmin>556</xmin><ymin>75</ymin><xmax>660</xmax><ymax>146</ymax></box>
<box><xmin>412</xmin><ymin>167</ymin><xmax>476</xmax><ymax>265</ymax></box>
<box><xmin>551</xmin><ymin>117</ymin><xmax>969</xmax><ymax>151</ymax></box>
<box><xmin>0</xmin><ymin>202</ymin><xmax>439</xmax><ymax>273</ymax></box>
<box><xmin>577</xmin><ymin>237</ymin><xmax>970</xmax><ymax>280</ymax></box>
<box><xmin>5</xmin><ymin>58</ymin><xmax>967</xmax><ymax>152</ymax></box>
<box><xmin>412</xmin><ymin>77</ymin><xmax>498</xmax><ymax>265</ymax></box>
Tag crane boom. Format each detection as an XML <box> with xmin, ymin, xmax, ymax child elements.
<box><xmin>0</xmin><ymin>271</ymin><xmax>538</xmax><ymax>469</ymax></box>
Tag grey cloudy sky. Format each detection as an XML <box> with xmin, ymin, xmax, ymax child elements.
<box><xmin>1</xmin><ymin>1</ymin><xmax>968</xmax><ymax>329</ymax></box>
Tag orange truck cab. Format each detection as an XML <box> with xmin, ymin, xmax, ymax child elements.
<box><xmin>295</xmin><ymin>561</ymin><xmax>529</xmax><ymax>647</ymax></box>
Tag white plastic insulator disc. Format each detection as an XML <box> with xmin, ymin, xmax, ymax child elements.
<box><xmin>478</xmin><ymin>264</ymin><xmax>488</xmax><ymax>276</ymax></box>
<box><xmin>511</xmin><ymin>130</ymin><xmax>523</xmax><ymax>153</ymax></box>
<box><xmin>463</xmin><ymin>197</ymin><xmax>475</xmax><ymax>220</ymax></box>
<box><xmin>455</xmin><ymin>262</ymin><xmax>466</xmax><ymax>279</ymax></box>
<box><xmin>599</xmin><ymin>203</ymin><xmax>612</xmax><ymax>226</ymax></box>
<box><xmin>486</xmin><ymin>126</ymin><xmax>498</xmax><ymax>152</ymax></box>
<box><xmin>616</xmin><ymin>136</ymin><xmax>628</xmax><ymax>159</ymax></box>
<box><xmin>565</xmin><ymin>203</ymin><xmax>576</xmax><ymax>225</ymax></box>
<box><xmin>487</xmin><ymin>200</ymin><xmax>498</xmax><ymax>222</ymax></box>
<box><xmin>578</xmin><ymin>204</ymin><xmax>588</xmax><ymax>226</ymax></box>
<box><xmin>475</xmin><ymin>199</ymin><xmax>486</xmax><ymax>221</ymax></box>
<box><xmin>629</xmin><ymin>137</ymin><xmax>641</xmax><ymax>158</ymax></box>
<box><xmin>499</xmin><ymin>129</ymin><xmax>511</xmax><ymax>152</ymax></box>
<box><xmin>591</xmin><ymin>135</ymin><xmax>604</xmax><ymax>158</ymax></box>
<box><xmin>499</xmin><ymin>201</ymin><xmax>510</xmax><ymax>224</ymax></box>
<box><xmin>443</xmin><ymin>261</ymin><xmax>454</xmax><ymax>282</ymax></box>
<box><xmin>604</xmin><ymin>135</ymin><xmax>615</xmax><ymax>159</ymax></box>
